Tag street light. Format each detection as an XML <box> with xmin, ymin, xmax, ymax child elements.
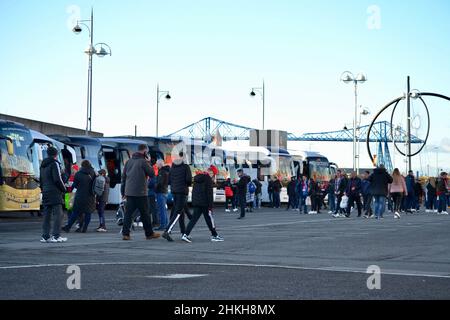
<box><xmin>156</xmin><ymin>83</ymin><xmax>171</xmax><ymax>137</ymax></box>
<box><xmin>356</xmin><ymin>106</ymin><xmax>370</xmax><ymax>174</ymax></box>
<box><xmin>341</xmin><ymin>71</ymin><xmax>367</xmax><ymax>173</ymax></box>
<box><xmin>250</xmin><ymin>80</ymin><xmax>265</xmax><ymax>130</ymax></box>
<box><xmin>434</xmin><ymin>146</ymin><xmax>439</xmax><ymax>177</ymax></box>
<box><xmin>73</xmin><ymin>8</ymin><xmax>112</xmax><ymax>136</ymax></box>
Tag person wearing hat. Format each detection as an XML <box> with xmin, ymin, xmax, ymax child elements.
<box><xmin>39</xmin><ymin>146</ymin><xmax>67</xmax><ymax>243</ymax></box>
<box><xmin>181</xmin><ymin>165</ymin><xmax>224</xmax><ymax>242</ymax></box>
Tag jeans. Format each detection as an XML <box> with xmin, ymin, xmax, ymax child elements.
<box><xmin>253</xmin><ymin>193</ymin><xmax>262</xmax><ymax>209</ymax></box>
<box><xmin>42</xmin><ymin>204</ymin><xmax>63</xmax><ymax>239</ymax></box>
<box><xmin>166</xmin><ymin>193</ymin><xmax>187</xmax><ymax>234</ymax></box>
<box><xmin>268</xmin><ymin>192</ymin><xmax>274</xmax><ymax>207</ymax></box>
<box><xmin>328</xmin><ymin>192</ymin><xmax>335</xmax><ymax>212</ymax></box>
<box><xmin>67</xmin><ymin>210</ymin><xmax>92</xmax><ymax>232</ymax></box>
<box><xmin>156</xmin><ymin>193</ymin><xmax>168</xmax><ymax>228</ymax></box>
<box><xmin>299</xmin><ymin>194</ymin><xmax>308</xmax><ymax>214</ymax></box>
<box><xmin>273</xmin><ymin>192</ymin><xmax>281</xmax><ymax>208</ymax></box>
<box><xmin>438</xmin><ymin>195</ymin><xmax>448</xmax><ymax>213</ymax></box>
<box><xmin>148</xmin><ymin>195</ymin><xmax>159</xmax><ymax>226</ymax></box>
<box><xmin>123</xmin><ymin>196</ymin><xmax>154</xmax><ymax>237</ymax></box>
<box><xmin>185</xmin><ymin>206</ymin><xmax>217</xmax><ymax>237</ymax></box>
<box><xmin>97</xmin><ymin>201</ymin><xmax>106</xmax><ymax>227</ymax></box>
<box><xmin>426</xmin><ymin>194</ymin><xmax>437</xmax><ymax>210</ymax></box>
<box><xmin>373</xmin><ymin>195</ymin><xmax>386</xmax><ymax>218</ymax></box>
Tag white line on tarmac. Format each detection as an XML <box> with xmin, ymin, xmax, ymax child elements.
<box><xmin>1</xmin><ymin>261</ymin><xmax>449</xmax><ymax>279</ymax></box>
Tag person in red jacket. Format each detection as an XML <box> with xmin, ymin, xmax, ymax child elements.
<box><xmin>181</xmin><ymin>165</ymin><xmax>224</xmax><ymax>243</ymax></box>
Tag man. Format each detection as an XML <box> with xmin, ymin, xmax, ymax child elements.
<box><xmin>96</xmin><ymin>169</ymin><xmax>110</xmax><ymax>232</ymax></box>
<box><xmin>286</xmin><ymin>176</ymin><xmax>297</xmax><ymax>211</ymax></box>
<box><xmin>361</xmin><ymin>170</ymin><xmax>373</xmax><ymax>218</ymax></box>
<box><xmin>345</xmin><ymin>171</ymin><xmax>363</xmax><ymax>217</ymax></box>
<box><xmin>405</xmin><ymin>170</ymin><xmax>416</xmax><ymax>213</ymax></box>
<box><xmin>237</xmin><ymin>169</ymin><xmax>251</xmax><ymax>219</ymax></box>
<box><xmin>121</xmin><ymin>144</ymin><xmax>160</xmax><ymax>241</ymax></box>
<box><xmin>333</xmin><ymin>170</ymin><xmax>348</xmax><ymax>217</ymax></box>
<box><xmin>272</xmin><ymin>177</ymin><xmax>282</xmax><ymax>209</ymax></box>
<box><xmin>437</xmin><ymin>172</ymin><xmax>449</xmax><ymax>215</ymax></box>
<box><xmin>267</xmin><ymin>178</ymin><xmax>274</xmax><ymax>208</ymax></box>
<box><xmin>327</xmin><ymin>175</ymin><xmax>336</xmax><ymax>214</ymax></box>
<box><xmin>253</xmin><ymin>178</ymin><xmax>262</xmax><ymax>210</ymax></box>
<box><xmin>181</xmin><ymin>165</ymin><xmax>224</xmax><ymax>243</ymax></box>
<box><xmin>40</xmin><ymin>146</ymin><xmax>67</xmax><ymax>243</ymax></box>
<box><xmin>162</xmin><ymin>152</ymin><xmax>192</xmax><ymax>242</ymax></box>
<box><xmin>155</xmin><ymin>159</ymin><xmax>170</xmax><ymax>230</ymax></box>
<box><xmin>368</xmin><ymin>164</ymin><xmax>393</xmax><ymax>219</ymax></box>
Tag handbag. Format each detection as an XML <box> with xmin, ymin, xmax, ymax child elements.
<box><xmin>305</xmin><ymin>196</ymin><xmax>311</xmax><ymax>206</ymax></box>
<box><xmin>340</xmin><ymin>195</ymin><xmax>349</xmax><ymax>209</ymax></box>
<box><xmin>65</xmin><ymin>192</ymin><xmax>75</xmax><ymax>210</ymax></box>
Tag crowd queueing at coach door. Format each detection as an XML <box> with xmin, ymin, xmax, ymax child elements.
<box><xmin>0</xmin><ymin>120</ymin><xmax>448</xmax><ymax>243</ymax></box>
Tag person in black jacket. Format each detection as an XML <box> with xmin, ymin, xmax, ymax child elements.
<box><xmin>345</xmin><ymin>171</ymin><xmax>363</xmax><ymax>217</ymax></box>
<box><xmin>236</xmin><ymin>169</ymin><xmax>251</xmax><ymax>219</ymax></box>
<box><xmin>155</xmin><ymin>159</ymin><xmax>170</xmax><ymax>230</ymax></box>
<box><xmin>40</xmin><ymin>147</ymin><xmax>67</xmax><ymax>243</ymax></box>
<box><xmin>181</xmin><ymin>165</ymin><xmax>224</xmax><ymax>242</ymax></box>
<box><xmin>62</xmin><ymin>160</ymin><xmax>97</xmax><ymax>233</ymax></box>
<box><xmin>368</xmin><ymin>164</ymin><xmax>393</xmax><ymax>219</ymax></box>
<box><xmin>163</xmin><ymin>152</ymin><xmax>192</xmax><ymax>242</ymax></box>
<box><xmin>333</xmin><ymin>170</ymin><xmax>348</xmax><ymax>217</ymax></box>
<box><xmin>286</xmin><ymin>176</ymin><xmax>297</xmax><ymax>210</ymax></box>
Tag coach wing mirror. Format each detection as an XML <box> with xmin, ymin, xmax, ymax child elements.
<box><xmin>6</xmin><ymin>139</ymin><xmax>14</xmax><ymax>156</ymax></box>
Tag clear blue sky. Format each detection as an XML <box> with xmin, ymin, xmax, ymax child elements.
<box><xmin>1</xmin><ymin>0</ymin><xmax>449</xmax><ymax>172</ymax></box>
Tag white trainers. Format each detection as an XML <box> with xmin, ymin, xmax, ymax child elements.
<box><xmin>50</xmin><ymin>236</ymin><xmax>67</xmax><ymax>243</ymax></box>
<box><xmin>181</xmin><ymin>234</ymin><xmax>192</xmax><ymax>243</ymax></box>
<box><xmin>233</xmin><ymin>208</ymin><xmax>238</xmax><ymax>212</ymax></box>
<box><xmin>225</xmin><ymin>209</ymin><xmax>231</xmax><ymax>213</ymax></box>
<box><xmin>40</xmin><ymin>237</ymin><xmax>49</xmax><ymax>243</ymax></box>
<box><xmin>394</xmin><ymin>212</ymin><xmax>401</xmax><ymax>219</ymax></box>
<box><xmin>211</xmin><ymin>235</ymin><xmax>224</xmax><ymax>242</ymax></box>
<box><xmin>442</xmin><ymin>212</ymin><xmax>449</xmax><ymax>215</ymax></box>
<box><xmin>332</xmin><ymin>213</ymin><xmax>339</xmax><ymax>218</ymax></box>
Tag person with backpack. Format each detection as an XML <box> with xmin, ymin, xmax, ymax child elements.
<box><xmin>62</xmin><ymin>160</ymin><xmax>96</xmax><ymax>233</ymax></box>
<box><xmin>162</xmin><ymin>152</ymin><xmax>193</xmax><ymax>242</ymax></box>
<box><xmin>181</xmin><ymin>165</ymin><xmax>224</xmax><ymax>243</ymax></box>
<box><xmin>368</xmin><ymin>164</ymin><xmax>393</xmax><ymax>219</ymax></box>
<box><xmin>95</xmin><ymin>169</ymin><xmax>110</xmax><ymax>232</ymax></box>
<box><xmin>39</xmin><ymin>146</ymin><xmax>67</xmax><ymax>243</ymax></box>
<box><xmin>246</xmin><ymin>179</ymin><xmax>256</xmax><ymax>212</ymax></box>
<box><xmin>224</xmin><ymin>178</ymin><xmax>234</xmax><ymax>212</ymax></box>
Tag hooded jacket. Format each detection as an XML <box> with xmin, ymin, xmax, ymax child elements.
<box><xmin>40</xmin><ymin>157</ymin><xmax>66</xmax><ymax>206</ymax></box>
<box><xmin>121</xmin><ymin>152</ymin><xmax>155</xmax><ymax>197</ymax></box>
<box><xmin>156</xmin><ymin>165</ymin><xmax>170</xmax><ymax>194</ymax></box>
<box><xmin>192</xmin><ymin>172</ymin><xmax>213</xmax><ymax>209</ymax></box>
<box><xmin>169</xmin><ymin>159</ymin><xmax>192</xmax><ymax>195</ymax></box>
<box><xmin>72</xmin><ymin>166</ymin><xmax>96</xmax><ymax>214</ymax></box>
<box><xmin>368</xmin><ymin>167</ymin><xmax>393</xmax><ymax>196</ymax></box>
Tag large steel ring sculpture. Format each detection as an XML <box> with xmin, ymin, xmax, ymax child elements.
<box><xmin>366</xmin><ymin>89</ymin><xmax>450</xmax><ymax>166</ymax></box>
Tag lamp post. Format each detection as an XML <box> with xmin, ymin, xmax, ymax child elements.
<box><xmin>72</xmin><ymin>8</ymin><xmax>112</xmax><ymax>136</ymax></box>
<box><xmin>250</xmin><ymin>80</ymin><xmax>265</xmax><ymax>130</ymax></box>
<box><xmin>156</xmin><ymin>83</ymin><xmax>171</xmax><ymax>137</ymax></box>
<box><xmin>356</xmin><ymin>106</ymin><xmax>370</xmax><ymax>174</ymax></box>
<box><xmin>341</xmin><ymin>71</ymin><xmax>367</xmax><ymax>173</ymax></box>
<box><xmin>434</xmin><ymin>146</ymin><xmax>439</xmax><ymax>177</ymax></box>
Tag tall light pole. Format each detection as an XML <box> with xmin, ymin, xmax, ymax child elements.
<box><xmin>250</xmin><ymin>80</ymin><xmax>265</xmax><ymax>130</ymax></box>
<box><xmin>73</xmin><ymin>8</ymin><xmax>111</xmax><ymax>136</ymax></box>
<box><xmin>434</xmin><ymin>146</ymin><xmax>439</xmax><ymax>177</ymax></box>
<box><xmin>356</xmin><ymin>106</ymin><xmax>370</xmax><ymax>174</ymax></box>
<box><xmin>341</xmin><ymin>71</ymin><xmax>367</xmax><ymax>173</ymax></box>
<box><xmin>156</xmin><ymin>84</ymin><xmax>171</xmax><ymax>137</ymax></box>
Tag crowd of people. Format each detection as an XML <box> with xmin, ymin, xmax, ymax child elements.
<box><xmin>38</xmin><ymin>145</ymin><xmax>449</xmax><ymax>243</ymax></box>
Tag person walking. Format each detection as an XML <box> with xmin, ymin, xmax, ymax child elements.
<box><xmin>231</xmin><ymin>179</ymin><xmax>239</xmax><ymax>212</ymax></box>
<box><xmin>437</xmin><ymin>172</ymin><xmax>449</xmax><ymax>215</ymax></box>
<box><xmin>327</xmin><ymin>175</ymin><xmax>336</xmax><ymax>214</ymax></box>
<box><xmin>345</xmin><ymin>171</ymin><xmax>363</xmax><ymax>217</ymax></box>
<box><xmin>162</xmin><ymin>152</ymin><xmax>192</xmax><ymax>241</ymax></box>
<box><xmin>120</xmin><ymin>144</ymin><xmax>160</xmax><ymax>241</ymax></box>
<box><xmin>237</xmin><ymin>169</ymin><xmax>251</xmax><ymax>219</ymax></box>
<box><xmin>62</xmin><ymin>160</ymin><xmax>96</xmax><ymax>233</ymax></box>
<box><xmin>388</xmin><ymin>168</ymin><xmax>407</xmax><ymax>219</ymax></box>
<box><xmin>95</xmin><ymin>169</ymin><xmax>110</xmax><ymax>232</ymax></box>
<box><xmin>405</xmin><ymin>170</ymin><xmax>416</xmax><ymax>213</ymax></box>
<box><xmin>246</xmin><ymin>179</ymin><xmax>256</xmax><ymax>213</ymax></box>
<box><xmin>148</xmin><ymin>174</ymin><xmax>159</xmax><ymax>229</ymax></box>
<box><xmin>361</xmin><ymin>171</ymin><xmax>373</xmax><ymax>218</ymax></box>
<box><xmin>40</xmin><ymin>146</ymin><xmax>67</xmax><ymax>243</ymax></box>
<box><xmin>368</xmin><ymin>164</ymin><xmax>393</xmax><ymax>219</ymax></box>
<box><xmin>181</xmin><ymin>166</ymin><xmax>224</xmax><ymax>243</ymax></box>
<box><xmin>297</xmin><ymin>175</ymin><xmax>309</xmax><ymax>214</ymax></box>
<box><xmin>224</xmin><ymin>178</ymin><xmax>234</xmax><ymax>212</ymax></box>
<box><xmin>155</xmin><ymin>159</ymin><xmax>170</xmax><ymax>230</ymax></box>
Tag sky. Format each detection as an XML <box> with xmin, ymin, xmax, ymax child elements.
<box><xmin>0</xmin><ymin>0</ymin><xmax>449</xmax><ymax>173</ymax></box>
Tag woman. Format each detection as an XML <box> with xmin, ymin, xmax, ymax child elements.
<box><xmin>224</xmin><ymin>178</ymin><xmax>234</xmax><ymax>212</ymax></box>
<box><xmin>388</xmin><ymin>168</ymin><xmax>407</xmax><ymax>219</ymax></box>
<box><xmin>62</xmin><ymin>160</ymin><xmax>96</xmax><ymax>233</ymax></box>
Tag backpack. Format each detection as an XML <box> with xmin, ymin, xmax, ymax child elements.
<box><xmin>225</xmin><ymin>186</ymin><xmax>233</xmax><ymax>197</ymax></box>
<box><xmin>92</xmin><ymin>175</ymin><xmax>106</xmax><ymax>197</ymax></box>
<box><xmin>248</xmin><ymin>181</ymin><xmax>256</xmax><ymax>194</ymax></box>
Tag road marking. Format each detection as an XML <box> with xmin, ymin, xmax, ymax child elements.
<box><xmin>146</xmin><ymin>274</ymin><xmax>208</xmax><ymax>279</ymax></box>
<box><xmin>1</xmin><ymin>261</ymin><xmax>449</xmax><ymax>279</ymax></box>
